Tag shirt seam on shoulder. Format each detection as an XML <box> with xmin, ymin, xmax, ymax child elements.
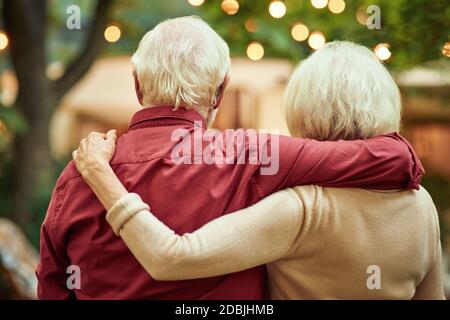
<box><xmin>110</xmin><ymin>152</ymin><xmax>169</xmax><ymax>167</ymax></box>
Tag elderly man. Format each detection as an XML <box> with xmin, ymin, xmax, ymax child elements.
<box><xmin>37</xmin><ymin>16</ymin><xmax>423</xmax><ymax>299</ymax></box>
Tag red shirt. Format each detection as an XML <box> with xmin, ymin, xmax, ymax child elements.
<box><xmin>36</xmin><ymin>106</ymin><xmax>423</xmax><ymax>299</ymax></box>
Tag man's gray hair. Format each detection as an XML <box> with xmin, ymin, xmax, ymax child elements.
<box><xmin>132</xmin><ymin>16</ymin><xmax>230</xmax><ymax>117</ymax></box>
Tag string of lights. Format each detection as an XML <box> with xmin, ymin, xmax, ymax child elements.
<box><xmin>0</xmin><ymin>1</ymin><xmax>448</xmax><ymax>63</ymax></box>
<box><xmin>184</xmin><ymin>0</ymin><xmax>450</xmax><ymax>62</ymax></box>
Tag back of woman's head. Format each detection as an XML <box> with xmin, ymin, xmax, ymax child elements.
<box><xmin>284</xmin><ymin>41</ymin><xmax>401</xmax><ymax>140</ymax></box>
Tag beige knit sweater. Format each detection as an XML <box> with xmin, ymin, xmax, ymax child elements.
<box><xmin>106</xmin><ymin>186</ymin><xmax>445</xmax><ymax>299</ymax></box>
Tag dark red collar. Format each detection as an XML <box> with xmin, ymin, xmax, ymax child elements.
<box><xmin>128</xmin><ymin>106</ymin><xmax>207</xmax><ymax>131</ymax></box>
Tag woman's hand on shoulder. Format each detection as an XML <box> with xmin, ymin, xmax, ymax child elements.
<box><xmin>72</xmin><ymin>129</ymin><xmax>117</xmax><ymax>178</ymax></box>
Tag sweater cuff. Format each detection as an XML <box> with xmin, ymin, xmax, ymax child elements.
<box><xmin>106</xmin><ymin>193</ymin><xmax>150</xmax><ymax>236</ymax></box>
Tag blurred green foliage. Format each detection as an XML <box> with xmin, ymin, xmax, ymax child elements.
<box><xmin>0</xmin><ymin>101</ymin><xmax>53</xmax><ymax>247</ymax></box>
<box><xmin>0</xmin><ymin>106</ymin><xmax>26</xmax><ymax>152</ymax></box>
<box><xmin>44</xmin><ymin>0</ymin><xmax>450</xmax><ymax>70</ymax></box>
<box><xmin>0</xmin><ymin>106</ymin><xmax>22</xmax><ymax>235</ymax></box>
<box><xmin>196</xmin><ymin>0</ymin><xmax>450</xmax><ymax>70</ymax></box>
<box><xmin>421</xmin><ymin>176</ymin><xmax>450</xmax><ymax>244</ymax></box>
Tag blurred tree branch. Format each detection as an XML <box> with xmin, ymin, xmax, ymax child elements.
<box><xmin>0</xmin><ymin>0</ymin><xmax>114</xmax><ymax>226</ymax></box>
<box><xmin>54</xmin><ymin>0</ymin><xmax>114</xmax><ymax>98</ymax></box>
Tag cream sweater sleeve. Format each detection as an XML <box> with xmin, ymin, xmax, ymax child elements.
<box><xmin>412</xmin><ymin>240</ymin><xmax>446</xmax><ymax>300</ymax></box>
<box><xmin>106</xmin><ymin>189</ymin><xmax>302</xmax><ymax>281</ymax></box>
<box><xmin>412</xmin><ymin>201</ymin><xmax>446</xmax><ymax>300</ymax></box>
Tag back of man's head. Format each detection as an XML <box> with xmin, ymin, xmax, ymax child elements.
<box><xmin>132</xmin><ymin>16</ymin><xmax>230</xmax><ymax>118</ymax></box>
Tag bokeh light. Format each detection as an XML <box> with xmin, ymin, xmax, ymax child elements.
<box><xmin>291</xmin><ymin>23</ymin><xmax>309</xmax><ymax>42</ymax></box>
<box><xmin>244</xmin><ymin>19</ymin><xmax>258</xmax><ymax>33</ymax></box>
<box><xmin>311</xmin><ymin>0</ymin><xmax>328</xmax><ymax>9</ymax></box>
<box><xmin>356</xmin><ymin>6</ymin><xmax>368</xmax><ymax>25</ymax></box>
<box><xmin>328</xmin><ymin>0</ymin><xmax>345</xmax><ymax>14</ymax></box>
<box><xmin>308</xmin><ymin>31</ymin><xmax>326</xmax><ymax>50</ymax></box>
<box><xmin>0</xmin><ymin>31</ymin><xmax>9</xmax><ymax>50</ymax></box>
<box><xmin>187</xmin><ymin>0</ymin><xmax>205</xmax><ymax>6</ymax></box>
<box><xmin>104</xmin><ymin>25</ymin><xmax>121</xmax><ymax>43</ymax></box>
<box><xmin>374</xmin><ymin>43</ymin><xmax>392</xmax><ymax>61</ymax></box>
<box><xmin>247</xmin><ymin>41</ymin><xmax>264</xmax><ymax>61</ymax></box>
<box><xmin>221</xmin><ymin>0</ymin><xmax>239</xmax><ymax>15</ymax></box>
<box><xmin>443</xmin><ymin>42</ymin><xmax>450</xmax><ymax>57</ymax></box>
<box><xmin>269</xmin><ymin>1</ymin><xmax>287</xmax><ymax>19</ymax></box>
<box><xmin>46</xmin><ymin>61</ymin><xmax>65</xmax><ymax>80</ymax></box>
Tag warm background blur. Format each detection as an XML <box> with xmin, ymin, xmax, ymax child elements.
<box><xmin>0</xmin><ymin>0</ymin><xmax>449</xmax><ymax>299</ymax></box>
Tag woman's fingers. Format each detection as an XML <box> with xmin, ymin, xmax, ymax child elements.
<box><xmin>72</xmin><ymin>130</ymin><xmax>117</xmax><ymax>176</ymax></box>
<box><xmin>88</xmin><ymin>131</ymin><xmax>107</xmax><ymax>139</ymax></box>
<box><xmin>78</xmin><ymin>138</ymin><xmax>87</xmax><ymax>157</ymax></box>
<box><xmin>106</xmin><ymin>129</ymin><xmax>117</xmax><ymax>144</ymax></box>
<box><xmin>105</xmin><ymin>130</ymin><xmax>118</xmax><ymax>155</ymax></box>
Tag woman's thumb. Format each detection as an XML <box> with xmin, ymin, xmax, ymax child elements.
<box><xmin>106</xmin><ymin>129</ymin><xmax>117</xmax><ymax>144</ymax></box>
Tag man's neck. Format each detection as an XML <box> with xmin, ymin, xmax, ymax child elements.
<box><xmin>143</xmin><ymin>104</ymin><xmax>213</xmax><ymax>127</ymax></box>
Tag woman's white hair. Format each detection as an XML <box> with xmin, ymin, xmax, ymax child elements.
<box><xmin>131</xmin><ymin>16</ymin><xmax>230</xmax><ymax>117</ymax></box>
<box><xmin>284</xmin><ymin>41</ymin><xmax>401</xmax><ymax>140</ymax></box>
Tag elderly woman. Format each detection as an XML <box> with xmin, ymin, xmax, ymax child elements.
<box><xmin>73</xmin><ymin>41</ymin><xmax>445</xmax><ymax>299</ymax></box>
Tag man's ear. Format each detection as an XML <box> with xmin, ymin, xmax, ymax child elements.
<box><xmin>133</xmin><ymin>71</ymin><xmax>144</xmax><ymax>106</ymax></box>
<box><xmin>212</xmin><ymin>73</ymin><xmax>230</xmax><ymax>110</ymax></box>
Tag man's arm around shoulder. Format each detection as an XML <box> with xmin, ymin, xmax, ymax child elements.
<box><xmin>253</xmin><ymin>132</ymin><xmax>423</xmax><ymax>196</ymax></box>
